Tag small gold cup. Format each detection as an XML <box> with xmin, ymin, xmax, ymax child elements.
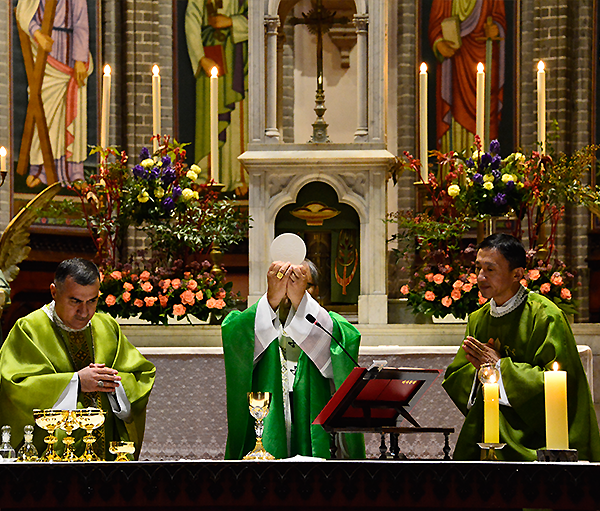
<box><xmin>59</xmin><ymin>411</ymin><xmax>80</xmax><ymax>462</ymax></box>
<box><xmin>109</xmin><ymin>441</ymin><xmax>135</xmax><ymax>461</ymax></box>
<box><xmin>243</xmin><ymin>391</ymin><xmax>276</xmax><ymax>460</ymax></box>
<box><xmin>33</xmin><ymin>409</ymin><xmax>68</xmax><ymax>462</ymax></box>
<box><xmin>73</xmin><ymin>408</ymin><xmax>106</xmax><ymax>461</ymax></box>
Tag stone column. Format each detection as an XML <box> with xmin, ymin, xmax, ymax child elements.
<box><xmin>265</xmin><ymin>15</ymin><xmax>281</xmax><ymax>142</ymax></box>
<box><xmin>354</xmin><ymin>14</ymin><xmax>369</xmax><ymax>142</ymax></box>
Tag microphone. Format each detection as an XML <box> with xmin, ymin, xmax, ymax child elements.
<box><xmin>306</xmin><ymin>314</ymin><xmax>360</xmax><ymax>367</ymax></box>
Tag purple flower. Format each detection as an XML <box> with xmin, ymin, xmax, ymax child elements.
<box><xmin>479</xmin><ymin>153</ymin><xmax>492</xmax><ymax>169</ymax></box>
<box><xmin>162</xmin><ymin>197</ymin><xmax>175</xmax><ymax>212</ymax></box>
<box><xmin>139</xmin><ymin>147</ymin><xmax>150</xmax><ymax>160</ymax></box>
<box><xmin>172</xmin><ymin>185</ymin><xmax>182</xmax><ymax>200</ymax></box>
<box><xmin>490</xmin><ymin>155</ymin><xmax>501</xmax><ymax>170</ymax></box>
<box><xmin>489</xmin><ymin>139</ymin><xmax>501</xmax><ymax>155</ymax></box>
<box><xmin>472</xmin><ymin>172</ymin><xmax>484</xmax><ymax>184</ymax></box>
<box><xmin>132</xmin><ymin>164</ymin><xmax>147</xmax><ymax>179</ymax></box>
<box><xmin>161</xmin><ymin>167</ymin><xmax>176</xmax><ymax>185</ymax></box>
<box><xmin>492</xmin><ymin>169</ymin><xmax>501</xmax><ymax>180</ymax></box>
<box><xmin>506</xmin><ymin>180</ymin><xmax>515</xmax><ymax>191</ymax></box>
<box><xmin>493</xmin><ymin>193</ymin><xmax>507</xmax><ymax>206</ymax></box>
<box><xmin>149</xmin><ymin>167</ymin><xmax>160</xmax><ymax>180</ymax></box>
<box><xmin>466</xmin><ymin>158</ymin><xmax>475</xmax><ymax>168</ymax></box>
<box><xmin>162</xmin><ymin>156</ymin><xmax>172</xmax><ymax>167</ymax></box>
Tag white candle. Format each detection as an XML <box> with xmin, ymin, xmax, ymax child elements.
<box><xmin>0</xmin><ymin>146</ymin><xmax>6</xmax><ymax>175</ymax></box>
<box><xmin>545</xmin><ymin>362</ymin><xmax>568</xmax><ymax>450</ymax></box>
<box><xmin>537</xmin><ymin>61</ymin><xmax>546</xmax><ymax>155</ymax></box>
<box><xmin>152</xmin><ymin>65</ymin><xmax>161</xmax><ymax>153</ymax></box>
<box><xmin>100</xmin><ymin>65</ymin><xmax>111</xmax><ymax>149</ymax></box>
<box><xmin>210</xmin><ymin>66</ymin><xmax>220</xmax><ymax>184</ymax></box>
<box><xmin>476</xmin><ymin>62</ymin><xmax>485</xmax><ymax>145</ymax></box>
<box><xmin>419</xmin><ymin>63</ymin><xmax>428</xmax><ymax>183</ymax></box>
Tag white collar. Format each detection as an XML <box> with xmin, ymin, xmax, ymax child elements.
<box><xmin>490</xmin><ymin>285</ymin><xmax>529</xmax><ymax>317</ymax></box>
<box><xmin>43</xmin><ymin>301</ymin><xmax>92</xmax><ymax>332</ymax></box>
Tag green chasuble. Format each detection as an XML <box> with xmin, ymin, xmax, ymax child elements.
<box><xmin>222</xmin><ymin>302</ymin><xmax>365</xmax><ymax>460</ymax></box>
<box><xmin>0</xmin><ymin>309</ymin><xmax>156</xmax><ymax>460</ymax></box>
<box><xmin>443</xmin><ymin>292</ymin><xmax>600</xmax><ymax>461</ymax></box>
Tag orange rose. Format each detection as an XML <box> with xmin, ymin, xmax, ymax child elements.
<box><xmin>105</xmin><ymin>294</ymin><xmax>116</xmax><ymax>307</ymax></box>
<box><xmin>433</xmin><ymin>274</ymin><xmax>445</xmax><ymax>284</ymax></box>
<box><xmin>206</xmin><ymin>297</ymin><xmax>218</xmax><ymax>308</ymax></box>
<box><xmin>172</xmin><ymin>279</ymin><xmax>181</xmax><ymax>290</ymax></box>
<box><xmin>478</xmin><ymin>292</ymin><xmax>487</xmax><ymax>305</ymax></box>
<box><xmin>144</xmin><ymin>296</ymin><xmax>158</xmax><ymax>307</ymax></box>
<box><xmin>216</xmin><ymin>289</ymin><xmax>227</xmax><ymax>299</ymax></box>
<box><xmin>424</xmin><ymin>291</ymin><xmax>435</xmax><ymax>302</ymax></box>
<box><xmin>528</xmin><ymin>269</ymin><xmax>540</xmax><ymax>281</ymax></box>
<box><xmin>195</xmin><ymin>290</ymin><xmax>204</xmax><ymax>301</ymax></box>
<box><xmin>110</xmin><ymin>270</ymin><xmax>122</xmax><ymax>280</ymax></box>
<box><xmin>123</xmin><ymin>292</ymin><xmax>131</xmax><ymax>303</ymax></box>
<box><xmin>425</xmin><ymin>273</ymin><xmax>434</xmax><ymax>282</ymax></box>
<box><xmin>441</xmin><ymin>296</ymin><xmax>453</xmax><ymax>307</ymax></box>
<box><xmin>462</xmin><ymin>283</ymin><xmax>473</xmax><ymax>293</ymax></box>
<box><xmin>141</xmin><ymin>281</ymin><xmax>153</xmax><ymax>293</ymax></box>
<box><xmin>540</xmin><ymin>283</ymin><xmax>551</xmax><ymax>294</ymax></box>
<box><xmin>520</xmin><ymin>279</ymin><xmax>528</xmax><ymax>288</ymax></box>
<box><xmin>187</xmin><ymin>279</ymin><xmax>198</xmax><ymax>291</ymax></box>
<box><xmin>173</xmin><ymin>304</ymin><xmax>186</xmax><ymax>316</ymax></box>
<box><xmin>551</xmin><ymin>272</ymin><xmax>563</xmax><ymax>286</ymax></box>
<box><xmin>468</xmin><ymin>273</ymin><xmax>478</xmax><ymax>284</ymax></box>
<box><xmin>560</xmin><ymin>288</ymin><xmax>572</xmax><ymax>300</ymax></box>
<box><xmin>123</xmin><ymin>282</ymin><xmax>134</xmax><ymax>292</ymax></box>
<box><xmin>140</xmin><ymin>270</ymin><xmax>151</xmax><ymax>282</ymax></box>
<box><xmin>184</xmin><ymin>272</ymin><xmax>192</xmax><ymax>279</ymax></box>
<box><xmin>181</xmin><ymin>290</ymin><xmax>195</xmax><ymax>306</ymax></box>
<box><xmin>134</xmin><ymin>298</ymin><xmax>144</xmax><ymax>308</ymax></box>
<box><xmin>158</xmin><ymin>294</ymin><xmax>169</xmax><ymax>307</ymax></box>
<box><xmin>214</xmin><ymin>299</ymin><xmax>226</xmax><ymax>309</ymax></box>
<box><xmin>451</xmin><ymin>289</ymin><xmax>461</xmax><ymax>300</ymax></box>
<box><xmin>160</xmin><ymin>279</ymin><xmax>171</xmax><ymax>290</ymax></box>
<box><xmin>400</xmin><ymin>285</ymin><xmax>410</xmax><ymax>295</ymax></box>
<box><xmin>452</xmin><ymin>280</ymin><xmax>463</xmax><ymax>289</ymax></box>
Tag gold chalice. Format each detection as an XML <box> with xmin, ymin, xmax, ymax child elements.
<box><xmin>59</xmin><ymin>411</ymin><xmax>80</xmax><ymax>461</ymax></box>
<box><xmin>73</xmin><ymin>408</ymin><xmax>106</xmax><ymax>461</ymax></box>
<box><xmin>109</xmin><ymin>441</ymin><xmax>135</xmax><ymax>461</ymax></box>
<box><xmin>243</xmin><ymin>391</ymin><xmax>276</xmax><ymax>460</ymax></box>
<box><xmin>33</xmin><ymin>409</ymin><xmax>68</xmax><ymax>462</ymax></box>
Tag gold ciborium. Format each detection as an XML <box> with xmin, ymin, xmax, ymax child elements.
<box><xmin>73</xmin><ymin>408</ymin><xmax>106</xmax><ymax>461</ymax></box>
<box><xmin>243</xmin><ymin>391</ymin><xmax>276</xmax><ymax>460</ymax></box>
<box><xmin>109</xmin><ymin>441</ymin><xmax>135</xmax><ymax>461</ymax></box>
<box><xmin>33</xmin><ymin>409</ymin><xmax>68</xmax><ymax>462</ymax></box>
<box><xmin>59</xmin><ymin>411</ymin><xmax>80</xmax><ymax>461</ymax></box>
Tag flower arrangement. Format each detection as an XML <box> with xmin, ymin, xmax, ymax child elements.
<box><xmin>98</xmin><ymin>259</ymin><xmax>237</xmax><ymax>325</ymax></box>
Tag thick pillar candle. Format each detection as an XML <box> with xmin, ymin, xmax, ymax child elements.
<box><xmin>210</xmin><ymin>66</ymin><xmax>220</xmax><ymax>184</ymax></box>
<box><xmin>483</xmin><ymin>381</ymin><xmax>499</xmax><ymax>443</ymax></box>
<box><xmin>152</xmin><ymin>65</ymin><xmax>161</xmax><ymax>153</ymax></box>
<box><xmin>100</xmin><ymin>65</ymin><xmax>111</xmax><ymax>149</ymax></box>
<box><xmin>476</xmin><ymin>63</ymin><xmax>485</xmax><ymax>145</ymax></box>
<box><xmin>537</xmin><ymin>61</ymin><xmax>546</xmax><ymax>155</ymax></box>
<box><xmin>545</xmin><ymin>362</ymin><xmax>568</xmax><ymax>449</ymax></box>
<box><xmin>419</xmin><ymin>63</ymin><xmax>428</xmax><ymax>183</ymax></box>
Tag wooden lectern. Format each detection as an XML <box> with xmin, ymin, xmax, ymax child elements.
<box><xmin>313</xmin><ymin>364</ymin><xmax>454</xmax><ymax>460</ymax></box>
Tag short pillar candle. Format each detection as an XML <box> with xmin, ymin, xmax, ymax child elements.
<box><xmin>545</xmin><ymin>362</ymin><xmax>568</xmax><ymax>450</ymax></box>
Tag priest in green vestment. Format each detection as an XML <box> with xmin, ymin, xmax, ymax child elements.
<box><xmin>0</xmin><ymin>258</ymin><xmax>156</xmax><ymax>460</ymax></box>
<box><xmin>443</xmin><ymin>234</ymin><xmax>600</xmax><ymax>461</ymax></box>
<box><xmin>222</xmin><ymin>260</ymin><xmax>365</xmax><ymax>460</ymax></box>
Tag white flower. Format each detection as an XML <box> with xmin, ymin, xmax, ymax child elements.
<box><xmin>472</xmin><ymin>150</ymin><xmax>484</xmax><ymax>160</ymax></box>
<box><xmin>501</xmin><ymin>173</ymin><xmax>515</xmax><ymax>183</ymax></box>
<box><xmin>137</xmin><ymin>190</ymin><xmax>150</xmax><ymax>203</ymax></box>
<box><xmin>483</xmin><ymin>174</ymin><xmax>495</xmax><ymax>182</ymax></box>
<box><xmin>186</xmin><ymin>169</ymin><xmax>198</xmax><ymax>181</ymax></box>
<box><xmin>181</xmin><ymin>188</ymin><xmax>195</xmax><ymax>201</ymax></box>
<box><xmin>141</xmin><ymin>158</ymin><xmax>155</xmax><ymax>169</ymax></box>
<box><xmin>483</xmin><ymin>181</ymin><xmax>494</xmax><ymax>190</ymax></box>
<box><xmin>190</xmin><ymin>164</ymin><xmax>201</xmax><ymax>173</ymax></box>
<box><xmin>447</xmin><ymin>184</ymin><xmax>461</xmax><ymax>197</ymax></box>
<box><xmin>154</xmin><ymin>187</ymin><xmax>165</xmax><ymax>199</ymax></box>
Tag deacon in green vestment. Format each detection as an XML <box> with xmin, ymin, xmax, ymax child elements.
<box><xmin>222</xmin><ymin>260</ymin><xmax>365</xmax><ymax>460</ymax></box>
<box><xmin>443</xmin><ymin>234</ymin><xmax>600</xmax><ymax>461</ymax></box>
<box><xmin>0</xmin><ymin>258</ymin><xmax>156</xmax><ymax>460</ymax></box>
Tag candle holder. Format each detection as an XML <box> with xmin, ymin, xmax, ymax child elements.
<box><xmin>478</xmin><ymin>442</ymin><xmax>506</xmax><ymax>461</ymax></box>
<box><xmin>536</xmin><ymin>448</ymin><xmax>578</xmax><ymax>462</ymax></box>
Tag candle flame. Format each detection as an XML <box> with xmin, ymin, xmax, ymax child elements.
<box><xmin>538</xmin><ymin>60</ymin><xmax>545</xmax><ymax>72</ymax></box>
<box><xmin>103</xmin><ymin>64</ymin><xmax>111</xmax><ymax>76</ymax></box>
<box><xmin>152</xmin><ymin>65</ymin><xmax>160</xmax><ymax>77</ymax></box>
<box><xmin>211</xmin><ymin>66</ymin><xmax>219</xmax><ymax>78</ymax></box>
<box><xmin>552</xmin><ymin>361</ymin><xmax>559</xmax><ymax>371</ymax></box>
<box><xmin>477</xmin><ymin>62</ymin><xmax>484</xmax><ymax>73</ymax></box>
<box><xmin>0</xmin><ymin>147</ymin><xmax>6</xmax><ymax>157</ymax></box>
<box><xmin>420</xmin><ymin>62</ymin><xmax>427</xmax><ymax>74</ymax></box>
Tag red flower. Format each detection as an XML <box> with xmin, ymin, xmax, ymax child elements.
<box><xmin>195</xmin><ymin>290</ymin><xmax>204</xmax><ymax>301</ymax></box>
<box><xmin>105</xmin><ymin>294</ymin><xmax>116</xmax><ymax>306</ymax></box>
<box><xmin>123</xmin><ymin>282</ymin><xmax>134</xmax><ymax>292</ymax></box>
<box><xmin>110</xmin><ymin>271</ymin><xmax>122</xmax><ymax>280</ymax></box>
<box><xmin>424</xmin><ymin>291</ymin><xmax>436</xmax><ymax>302</ymax></box>
<box><xmin>540</xmin><ymin>283</ymin><xmax>551</xmax><ymax>294</ymax></box>
<box><xmin>187</xmin><ymin>279</ymin><xmax>198</xmax><ymax>291</ymax></box>
<box><xmin>141</xmin><ymin>281</ymin><xmax>153</xmax><ymax>293</ymax></box>
<box><xmin>451</xmin><ymin>289</ymin><xmax>462</xmax><ymax>301</ymax></box>
<box><xmin>140</xmin><ymin>270</ymin><xmax>151</xmax><ymax>282</ymax></box>
<box><xmin>158</xmin><ymin>294</ymin><xmax>169</xmax><ymax>307</ymax></box>
<box><xmin>134</xmin><ymin>298</ymin><xmax>144</xmax><ymax>308</ymax></box>
<box><xmin>551</xmin><ymin>272</ymin><xmax>563</xmax><ymax>286</ymax></box>
<box><xmin>172</xmin><ymin>279</ymin><xmax>181</xmax><ymax>290</ymax></box>
<box><xmin>433</xmin><ymin>274</ymin><xmax>445</xmax><ymax>284</ymax></box>
<box><xmin>144</xmin><ymin>296</ymin><xmax>158</xmax><ymax>307</ymax></box>
<box><xmin>561</xmin><ymin>288</ymin><xmax>572</xmax><ymax>300</ymax></box>
<box><xmin>400</xmin><ymin>285</ymin><xmax>410</xmax><ymax>295</ymax></box>
<box><xmin>123</xmin><ymin>292</ymin><xmax>131</xmax><ymax>303</ymax></box>
<box><xmin>441</xmin><ymin>296</ymin><xmax>453</xmax><ymax>307</ymax></box>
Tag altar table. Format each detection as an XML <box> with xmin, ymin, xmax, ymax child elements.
<box><xmin>1</xmin><ymin>460</ymin><xmax>600</xmax><ymax>510</ymax></box>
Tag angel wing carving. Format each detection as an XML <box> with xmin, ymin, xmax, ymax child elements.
<box><xmin>0</xmin><ymin>182</ymin><xmax>62</xmax><ymax>283</ymax></box>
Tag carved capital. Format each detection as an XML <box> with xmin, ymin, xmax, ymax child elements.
<box><xmin>264</xmin><ymin>15</ymin><xmax>280</xmax><ymax>34</ymax></box>
<box><xmin>353</xmin><ymin>14</ymin><xmax>369</xmax><ymax>33</ymax></box>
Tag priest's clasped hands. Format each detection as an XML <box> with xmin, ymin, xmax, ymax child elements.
<box><xmin>462</xmin><ymin>336</ymin><xmax>500</xmax><ymax>369</ymax></box>
<box><xmin>267</xmin><ymin>261</ymin><xmax>310</xmax><ymax>311</ymax></box>
<box><xmin>78</xmin><ymin>363</ymin><xmax>122</xmax><ymax>393</ymax></box>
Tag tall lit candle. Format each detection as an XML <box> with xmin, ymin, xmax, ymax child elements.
<box><xmin>537</xmin><ymin>61</ymin><xmax>546</xmax><ymax>155</ymax></box>
<box><xmin>545</xmin><ymin>362</ymin><xmax>568</xmax><ymax>450</ymax></box>
<box><xmin>0</xmin><ymin>146</ymin><xmax>6</xmax><ymax>175</ymax></box>
<box><xmin>100</xmin><ymin>64</ymin><xmax>111</xmax><ymax>149</ymax></box>
<box><xmin>210</xmin><ymin>66</ymin><xmax>220</xmax><ymax>184</ymax></box>
<box><xmin>483</xmin><ymin>378</ymin><xmax>499</xmax><ymax>444</ymax></box>
<box><xmin>152</xmin><ymin>65</ymin><xmax>161</xmax><ymax>153</ymax></box>
<box><xmin>419</xmin><ymin>63</ymin><xmax>428</xmax><ymax>183</ymax></box>
<box><xmin>476</xmin><ymin>62</ymin><xmax>485</xmax><ymax>145</ymax></box>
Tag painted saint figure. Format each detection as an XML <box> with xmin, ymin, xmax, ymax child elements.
<box><xmin>16</xmin><ymin>0</ymin><xmax>93</xmax><ymax>187</ymax></box>
<box><xmin>185</xmin><ymin>0</ymin><xmax>248</xmax><ymax>194</ymax></box>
